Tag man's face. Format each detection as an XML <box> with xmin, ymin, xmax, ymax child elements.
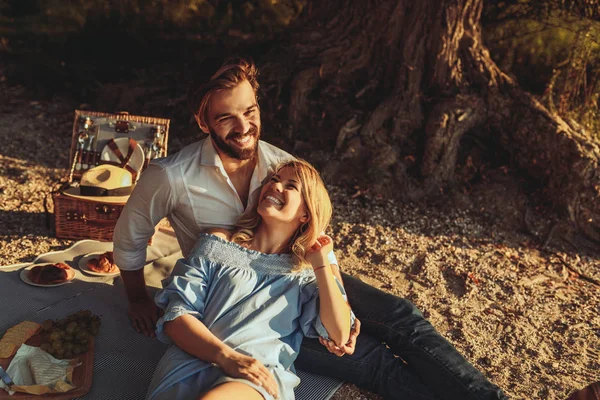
<box><xmin>200</xmin><ymin>80</ymin><xmax>261</xmax><ymax>160</ymax></box>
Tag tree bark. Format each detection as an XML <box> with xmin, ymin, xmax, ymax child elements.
<box><xmin>259</xmin><ymin>0</ymin><xmax>600</xmax><ymax>243</ymax></box>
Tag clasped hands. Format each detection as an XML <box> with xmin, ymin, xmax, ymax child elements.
<box><xmin>318</xmin><ymin>319</ymin><xmax>361</xmax><ymax>356</ymax></box>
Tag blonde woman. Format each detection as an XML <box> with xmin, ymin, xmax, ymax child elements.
<box><xmin>146</xmin><ymin>159</ymin><xmax>354</xmax><ymax>400</ymax></box>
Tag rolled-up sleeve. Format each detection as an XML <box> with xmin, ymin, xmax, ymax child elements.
<box><xmin>113</xmin><ymin>164</ymin><xmax>175</xmax><ymax>271</ymax></box>
<box><xmin>298</xmin><ymin>276</ymin><xmax>355</xmax><ymax>340</ymax></box>
<box><xmin>154</xmin><ymin>256</ymin><xmax>213</xmax><ymax>343</ymax></box>
<box><xmin>327</xmin><ymin>250</ymin><xmax>337</xmax><ymax>267</ymax></box>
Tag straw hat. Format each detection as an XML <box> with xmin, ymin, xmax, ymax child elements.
<box><xmin>62</xmin><ymin>165</ymin><xmax>135</xmax><ymax>204</ymax></box>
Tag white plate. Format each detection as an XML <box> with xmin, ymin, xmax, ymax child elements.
<box><xmin>79</xmin><ymin>252</ymin><xmax>121</xmax><ymax>277</ymax></box>
<box><xmin>20</xmin><ymin>263</ymin><xmax>76</xmax><ymax>287</ymax></box>
<box><xmin>100</xmin><ymin>137</ymin><xmax>144</xmax><ymax>175</ymax></box>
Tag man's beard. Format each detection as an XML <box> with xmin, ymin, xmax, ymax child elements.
<box><xmin>209</xmin><ymin>125</ymin><xmax>260</xmax><ymax>160</ymax></box>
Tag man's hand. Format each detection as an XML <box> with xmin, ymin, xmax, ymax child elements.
<box><xmin>318</xmin><ymin>318</ymin><xmax>361</xmax><ymax>356</ymax></box>
<box><xmin>216</xmin><ymin>349</ymin><xmax>279</xmax><ymax>398</ymax></box>
<box><xmin>128</xmin><ymin>297</ymin><xmax>161</xmax><ymax>337</ymax></box>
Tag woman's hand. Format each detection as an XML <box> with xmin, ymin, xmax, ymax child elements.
<box><xmin>305</xmin><ymin>235</ymin><xmax>334</xmax><ymax>269</ymax></box>
<box><xmin>319</xmin><ymin>318</ymin><xmax>361</xmax><ymax>356</ymax></box>
<box><xmin>216</xmin><ymin>349</ymin><xmax>279</xmax><ymax>398</ymax></box>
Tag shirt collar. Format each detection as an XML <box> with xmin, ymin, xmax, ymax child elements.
<box><xmin>199</xmin><ymin>138</ymin><xmax>224</xmax><ymax>168</ymax></box>
<box><xmin>200</xmin><ymin>138</ymin><xmax>271</xmax><ymax>181</ymax></box>
<box><xmin>249</xmin><ymin>142</ymin><xmax>272</xmax><ymax>195</ymax></box>
<box><xmin>200</xmin><ymin>136</ymin><xmax>272</xmax><ymax>195</ymax></box>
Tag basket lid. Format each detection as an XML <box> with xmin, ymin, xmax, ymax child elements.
<box><xmin>68</xmin><ymin>110</ymin><xmax>170</xmax><ymax>183</ymax></box>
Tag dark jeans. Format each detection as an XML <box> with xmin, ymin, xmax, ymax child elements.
<box><xmin>296</xmin><ymin>273</ymin><xmax>508</xmax><ymax>400</ymax></box>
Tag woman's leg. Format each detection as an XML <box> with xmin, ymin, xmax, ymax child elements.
<box><xmin>341</xmin><ymin>273</ymin><xmax>507</xmax><ymax>400</ymax></box>
<box><xmin>199</xmin><ymin>382</ymin><xmax>265</xmax><ymax>400</ymax></box>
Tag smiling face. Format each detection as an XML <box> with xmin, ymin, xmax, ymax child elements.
<box><xmin>232</xmin><ymin>159</ymin><xmax>332</xmax><ymax>269</ymax></box>
<box><xmin>199</xmin><ymin>80</ymin><xmax>261</xmax><ymax>160</ymax></box>
<box><xmin>257</xmin><ymin>166</ymin><xmax>308</xmax><ymax>227</ymax></box>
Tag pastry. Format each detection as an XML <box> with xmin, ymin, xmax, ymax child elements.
<box><xmin>0</xmin><ymin>321</ymin><xmax>41</xmax><ymax>358</ymax></box>
<box><xmin>87</xmin><ymin>252</ymin><xmax>118</xmax><ymax>273</ymax></box>
<box><xmin>28</xmin><ymin>263</ymin><xmax>71</xmax><ymax>285</ymax></box>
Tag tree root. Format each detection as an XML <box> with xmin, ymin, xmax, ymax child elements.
<box><xmin>555</xmin><ymin>252</ymin><xmax>600</xmax><ymax>288</ymax></box>
<box><xmin>421</xmin><ymin>95</ymin><xmax>486</xmax><ymax>193</ymax></box>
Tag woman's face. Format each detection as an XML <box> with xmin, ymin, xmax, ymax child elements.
<box><xmin>257</xmin><ymin>166</ymin><xmax>308</xmax><ymax>226</ymax></box>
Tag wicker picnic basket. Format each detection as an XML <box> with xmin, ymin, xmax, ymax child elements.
<box><xmin>52</xmin><ymin>110</ymin><xmax>170</xmax><ymax>241</ymax></box>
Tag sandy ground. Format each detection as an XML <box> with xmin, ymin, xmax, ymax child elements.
<box><xmin>0</xmin><ymin>77</ymin><xmax>599</xmax><ymax>400</ymax></box>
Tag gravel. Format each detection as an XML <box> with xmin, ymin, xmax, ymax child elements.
<box><xmin>1</xmin><ymin>79</ymin><xmax>598</xmax><ymax>400</ymax></box>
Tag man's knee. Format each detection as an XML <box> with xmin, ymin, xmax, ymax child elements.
<box><xmin>343</xmin><ymin>273</ymin><xmax>426</xmax><ymax>323</ymax></box>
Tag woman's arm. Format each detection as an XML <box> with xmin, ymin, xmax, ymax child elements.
<box><xmin>164</xmin><ymin>314</ymin><xmax>279</xmax><ymax>398</ymax></box>
<box><xmin>306</xmin><ymin>235</ymin><xmax>352</xmax><ymax>346</ymax></box>
<box><xmin>164</xmin><ymin>314</ymin><xmax>231</xmax><ymax>364</ymax></box>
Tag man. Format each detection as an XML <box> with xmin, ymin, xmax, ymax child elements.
<box><xmin>114</xmin><ymin>58</ymin><xmax>507</xmax><ymax>399</ymax></box>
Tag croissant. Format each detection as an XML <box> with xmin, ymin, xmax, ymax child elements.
<box><xmin>87</xmin><ymin>252</ymin><xmax>118</xmax><ymax>273</ymax></box>
<box><xmin>28</xmin><ymin>263</ymin><xmax>70</xmax><ymax>284</ymax></box>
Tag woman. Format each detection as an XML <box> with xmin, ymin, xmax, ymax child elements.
<box><xmin>146</xmin><ymin>159</ymin><xmax>354</xmax><ymax>400</ymax></box>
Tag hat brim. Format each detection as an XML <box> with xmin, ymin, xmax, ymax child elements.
<box><xmin>61</xmin><ymin>186</ymin><xmax>130</xmax><ymax>204</ymax></box>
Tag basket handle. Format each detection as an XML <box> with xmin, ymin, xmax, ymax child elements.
<box><xmin>65</xmin><ymin>207</ymin><xmax>119</xmax><ymax>226</ymax></box>
<box><xmin>79</xmin><ymin>216</ymin><xmax>117</xmax><ymax>226</ymax></box>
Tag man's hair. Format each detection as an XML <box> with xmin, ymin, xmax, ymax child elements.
<box><xmin>188</xmin><ymin>57</ymin><xmax>259</xmax><ymax>126</ymax></box>
<box><xmin>232</xmin><ymin>159</ymin><xmax>332</xmax><ymax>271</ymax></box>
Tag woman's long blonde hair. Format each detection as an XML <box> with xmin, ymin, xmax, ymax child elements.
<box><xmin>232</xmin><ymin>159</ymin><xmax>332</xmax><ymax>271</ymax></box>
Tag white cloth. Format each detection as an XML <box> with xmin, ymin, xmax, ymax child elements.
<box><xmin>114</xmin><ymin>138</ymin><xmax>300</xmax><ymax>271</ymax></box>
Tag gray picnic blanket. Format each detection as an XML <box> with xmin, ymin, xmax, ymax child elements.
<box><xmin>0</xmin><ymin>230</ymin><xmax>342</xmax><ymax>399</ymax></box>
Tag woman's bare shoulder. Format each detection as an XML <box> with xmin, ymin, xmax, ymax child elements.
<box><xmin>204</xmin><ymin>227</ymin><xmax>233</xmax><ymax>242</ymax></box>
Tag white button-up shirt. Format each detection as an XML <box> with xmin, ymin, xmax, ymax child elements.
<box><xmin>113</xmin><ymin>138</ymin><xmax>294</xmax><ymax>271</ymax></box>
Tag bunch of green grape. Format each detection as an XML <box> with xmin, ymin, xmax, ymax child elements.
<box><xmin>39</xmin><ymin>310</ymin><xmax>101</xmax><ymax>359</ymax></box>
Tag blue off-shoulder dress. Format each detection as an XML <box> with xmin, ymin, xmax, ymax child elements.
<box><xmin>146</xmin><ymin>233</ymin><xmax>352</xmax><ymax>400</ymax></box>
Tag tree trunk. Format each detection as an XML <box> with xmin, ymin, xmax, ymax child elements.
<box><xmin>259</xmin><ymin>0</ymin><xmax>600</xmax><ymax>243</ymax></box>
